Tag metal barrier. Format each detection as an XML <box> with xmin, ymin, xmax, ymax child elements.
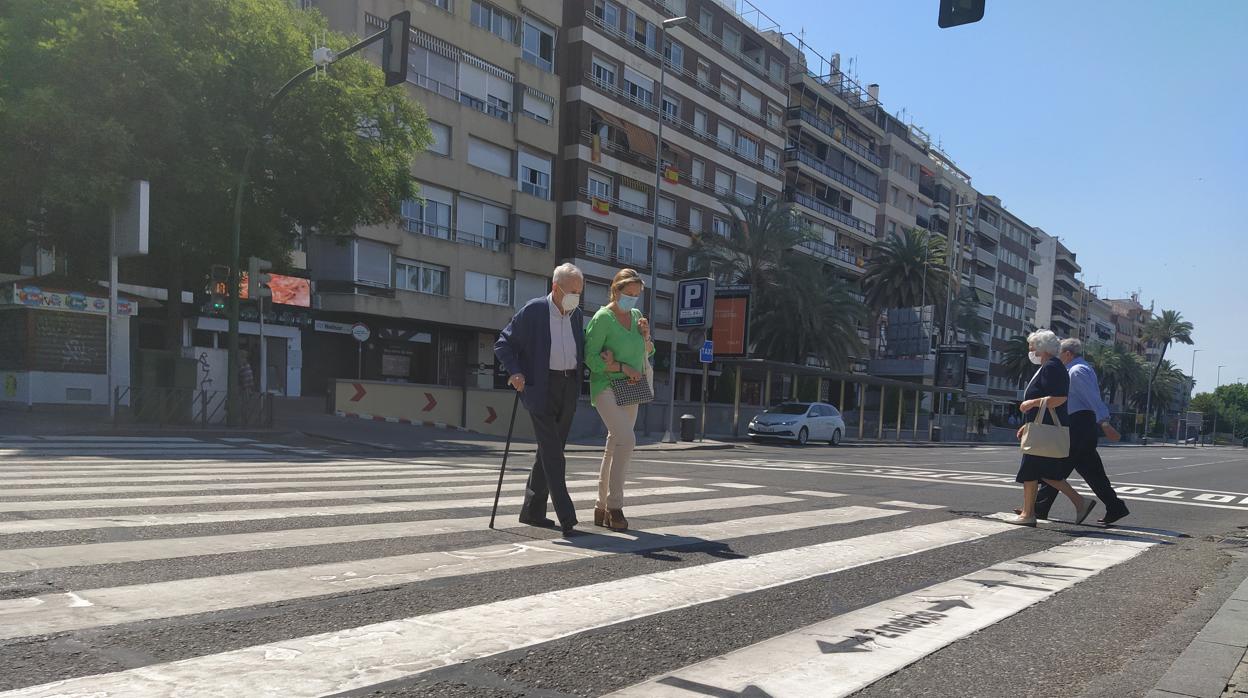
<box><xmin>113</xmin><ymin>387</ymin><xmax>272</xmax><ymax>428</ymax></box>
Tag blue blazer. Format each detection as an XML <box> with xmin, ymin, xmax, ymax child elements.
<box><xmin>495</xmin><ymin>296</ymin><xmax>585</xmax><ymax>413</ymax></box>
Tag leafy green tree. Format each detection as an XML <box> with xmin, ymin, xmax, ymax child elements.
<box><xmin>0</xmin><ymin>0</ymin><xmax>430</xmax><ymax>348</ymax></box>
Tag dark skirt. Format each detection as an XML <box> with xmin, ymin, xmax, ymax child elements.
<box><xmin>1016</xmin><ymin>453</ymin><xmax>1070</xmax><ymax>483</ymax></box>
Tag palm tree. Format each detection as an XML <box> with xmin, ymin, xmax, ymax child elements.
<box><xmin>1002</xmin><ymin>333</ymin><xmax>1033</xmax><ymax>390</ymax></box>
<box><xmin>862</xmin><ymin>228</ymin><xmax>949</xmax><ymax>313</ymax></box>
<box><xmin>947</xmin><ymin>287</ymin><xmax>989</xmax><ymax>344</ymax></box>
<box><xmin>1133</xmin><ymin>358</ymin><xmax>1185</xmax><ymax>435</ymax></box>
<box><xmin>1141</xmin><ymin>309</ymin><xmax>1195</xmax><ymax>434</ymax></box>
<box><xmin>688</xmin><ymin>196</ymin><xmax>813</xmax><ymax>287</ymax></box>
<box><xmin>751</xmin><ymin>255</ymin><xmax>866</xmax><ymax>368</ymax></box>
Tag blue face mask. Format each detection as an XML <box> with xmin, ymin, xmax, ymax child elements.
<box><xmin>616</xmin><ymin>295</ymin><xmax>639</xmax><ymax>311</ymax></box>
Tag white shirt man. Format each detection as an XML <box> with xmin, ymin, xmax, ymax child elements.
<box><xmin>548</xmin><ymin>293</ymin><xmax>577</xmax><ymax>371</ymax></box>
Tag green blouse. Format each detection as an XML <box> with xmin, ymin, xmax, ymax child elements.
<box><xmin>584</xmin><ymin>305</ymin><xmax>654</xmax><ymax>405</ymax></box>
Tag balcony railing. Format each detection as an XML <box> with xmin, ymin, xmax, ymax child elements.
<box><xmin>786</xmin><ymin>190</ymin><xmax>877</xmax><ymax>237</ymax></box>
<box><xmin>403</xmin><ymin>218</ymin><xmax>507</xmax><ymax>252</ymax></box>
<box><xmin>576</xmin><ymin>242</ymin><xmax>652</xmax><ymax>272</ymax></box>
<box><xmin>787</xmin><ymin>107</ymin><xmax>882</xmax><ymax>166</ymax></box>
<box><xmin>578</xmin><ymin>187</ymin><xmax>651</xmax><ymax>219</ymax></box>
<box><xmin>520</xmin><ymin>181</ymin><xmax>550</xmax><ymax>200</ymax></box>
<box><xmin>458</xmin><ymin>93</ymin><xmax>511</xmax><ymax>122</ymax></box>
<box><xmin>784</xmin><ymin>148</ymin><xmax>879</xmax><ymax>202</ymax></box>
<box><xmin>586</xmin><ymin>73</ymin><xmax>658</xmax><ymax>113</ymax></box>
<box><xmin>796</xmin><ymin>239</ymin><xmax>864</xmax><ymax>272</ymax></box>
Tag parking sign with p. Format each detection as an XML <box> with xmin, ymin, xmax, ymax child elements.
<box><xmin>676</xmin><ymin>278</ymin><xmax>713</xmax><ymax>329</ymax></box>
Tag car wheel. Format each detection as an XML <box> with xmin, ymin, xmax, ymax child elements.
<box><xmin>797</xmin><ymin>427</ymin><xmax>809</xmax><ymax>446</ymax></box>
<box><xmin>829</xmin><ymin>429</ymin><xmax>841</xmax><ymax>446</ymax></box>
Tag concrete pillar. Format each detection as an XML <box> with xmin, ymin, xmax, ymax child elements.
<box><xmin>877</xmin><ymin>385</ymin><xmax>885</xmax><ymax>440</ymax></box>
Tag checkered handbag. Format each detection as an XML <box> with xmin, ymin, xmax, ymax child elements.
<box><xmin>610</xmin><ymin>375</ymin><xmax>654</xmax><ymax>406</ymax></box>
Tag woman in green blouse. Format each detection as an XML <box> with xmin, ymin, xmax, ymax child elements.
<box><xmin>584</xmin><ymin>268</ymin><xmax>654</xmax><ymax>532</ymax></box>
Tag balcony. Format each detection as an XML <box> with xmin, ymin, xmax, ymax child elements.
<box><xmin>786</xmin><ymin>190</ymin><xmax>877</xmax><ymax>237</ymax></box>
<box><xmin>1025</xmin><ymin>296</ymin><xmax>1038</xmax><ymax>311</ymax></box>
<box><xmin>795</xmin><ymin>238</ymin><xmax>865</xmax><ymax>274</ymax></box>
<box><xmin>578</xmin><ymin>187</ymin><xmax>651</xmax><ymax>220</ymax></box>
<box><xmin>973</xmin><ymin>274</ymin><xmax>994</xmax><ymax>292</ymax></box>
<box><xmin>787</xmin><ymin>107</ymin><xmax>882</xmax><ymax>167</ymax></box>
<box><xmin>1055</xmin><ymin>271</ymin><xmax>1079</xmax><ymax>290</ymax></box>
<box><xmin>402</xmin><ymin>220</ymin><xmax>508</xmax><ymax>253</ymax></box>
<box><xmin>975</xmin><ymin>247</ymin><xmax>997</xmax><ymax>265</ymax></box>
<box><xmin>976</xmin><ymin>304</ymin><xmax>993</xmax><ymax>320</ymax></box>
<box><xmin>1053</xmin><ymin>291</ymin><xmax>1078</xmax><ymax>310</ymax></box>
<box><xmin>968</xmin><ymin>357</ymin><xmax>990</xmax><ymax>373</ymax></box>
<box><xmin>1026</xmin><ymin>272</ymin><xmax>1039</xmax><ymax>287</ymax></box>
<box><xmin>576</xmin><ymin>243</ymin><xmax>652</xmax><ymax>273</ymax></box>
<box><xmin>784</xmin><ymin>148</ymin><xmax>879</xmax><ymax>202</ymax></box>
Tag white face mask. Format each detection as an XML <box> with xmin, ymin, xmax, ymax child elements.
<box><xmin>616</xmin><ymin>294</ymin><xmax>639</xmax><ymax>311</ymax></box>
<box><xmin>559</xmin><ymin>292</ymin><xmax>580</xmax><ymax>312</ymax></box>
<box><xmin>1028</xmin><ymin>351</ymin><xmax>1043</xmax><ymax>365</ymax></box>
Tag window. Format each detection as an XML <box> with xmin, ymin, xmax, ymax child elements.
<box><xmin>906</xmin><ymin>194</ymin><xmax>915</xmax><ymax>215</ymax></box>
<box><xmin>722</xmin><ymin>25</ymin><xmax>741</xmax><ymax>53</ymax></box>
<box><xmin>696</xmin><ymin>60</ymin><xmax>710</xmax><ymax>86</ymax></box>
<box><xmin>518</xmin><ymin>150</ymin><xmax>552</xmax><ymax>200</ymax></box>
<box><xmin>655</xmin><ymin>293</ymin><xmax>673</xmax><ymax>324</ymax></box>
<box><xmin>591</xmin><ymin>57</ymin><xmax>616</xmax><ymax>87</ymax></box>
<box><xmin>424</xmin><ymin>0</ymin><xmax>451</xmax><ymax>9</ymax></box>
<box><xmin>658</xmin><ymin>245</ymin><xmax>675</xmax><ymax>273</ymax></box>
<box><xmin>736</xmin><ymin>133</ymin><xmax>758</xmax><ymax>160</ymax></box>
<box><xmin>617</xmin><ymin>231</ymin><xmax>649</xmax><ymax>267</ymax></box>
<box><xmin>712</xmin><ymin>216</ymin><xmax>730</xmax><ymax>237</ymax></box>
<box><xmin>764</xmin><ymin>147</ymin><xmax>779</xmax><ymax>170</ymax></box>
<box><xmin>735</xmin><ymin>175</ymin><xmax>757</xmax><ymax>202</ymax></box>
<box><xmin>716</xmin><ymin>122</ymin><xmax>734</xmax><ymax>150</ymax></box>
<box><xmin>465</xmin><ymin>271</ymin><xmax>512</xmax><ymax>306</ymax></box>
<box><xmin>396</xmin><ymin>259</ymin><xmax>449</xmax><ymax>296</ymax></box>
<box><xmin>910</xmin><ymin>163</ymin><xmax>918</xmax><ymax>181</ymax></box>
<box><xmin>626</xmin><ymin>11</ymin><xmax>657</xmax><ymax>50</ymax></box>
<box><xmin>768</xmin><ymin>57</ymin><xmax>785</xmax><ymax>83</ymax></box>
<box><xmin>588</xmin><ymin>171</ymin><xmax>612</xmax><ymax>200</ymax></box>
<box><xmin>714</xmin><ymin>169</ymin><xmax>732</xmax><ymax>194</ymax></box>
<box><xmin>594</xmin><ymin>0</ymin><xmax>620</xmax><ymax>27</ymax></box>
<box><xmin>522</xmin><ymin>92</ymin><xmax>554</xmax><ymax>123</ymax></box>
<box><xmin>522</xmin><ymin>18</ymin><xmax>555</xmax><ymax>72</ymax></box>
<box><xmin>467</xmin><ymin>137</ymin><xmax>512</xmax><ymax>177</ymax></box>
<box><xmin>427</xmin><ymin>121</ymin><xmax>451</xmax><ymax>156</ymax></box>
<box><xmin>719</xmin><ymin>76</ymin><xmax>738</xmax><ymax>103</ymax></box>
<box><xmin>698</xmin><ymin>9</ymin><xmax>713</xmax><ymax>34</ymax></box>
<box><xmin>693</xmin><ymin>109</ymin><xmax>709</xmax><ymax>134</ymax></box>
<box><xmin>456</xmin><ymin>196</ymin><xmax>509</xmax><ymax>250</ymax></box>
<box><xmin>410</xmin><ymin>46</ymin><xmax>457</xmax><ymax>95</ymax></box>
<box><xmin>662</xmin><ymin>94</ymin><xmax>680</xmax><ymax>121</ymax></box>
<box><xmin>618</xmin><ymin>183</ymin><xmax>649</xmax><ymax>213</ymax></box>
<box><xmin>354</xmin><ymin>239</ymin><xmax>392</xmax><ymax>288</ymax></box>
<box><xmin>658</xmin><ymin>196</ymin><xmax>676</xmax><ymax>223</ymax></box>
<box><xmin>890</xmin><ymin>186</ymin><xmax>900</xmax><ymax>206</ymax></box>
<box><xmin>458</xmin><ymin>61</ymin><xmax>512</xmax><ymax>120</ymax></box>
<box><xmin>401</xmin><ymin>185</ymin><xmax>452</xmax><ymax>239</ymax></box>
<box><xmin>738</xmin><ymin>86</ymin><xmax>762</xmax><ymax>115</ymax></box>
<box><xmin>514</xmin><ymin>271</ymin><xmax>549</xmax><ymax>309</ymax></box>
<box><xmin>517</xmin><ymin>217</ymin><xmax>549</xmax><ymax>249</ymax></box>
<box><xmin>892</xmin><ymin>153</ymin><xmax>902</xmax><ymax>171</ymax></box>
<box><xmin>623</xmin><ymin>66</ymin><xmax>654</xmax><ymax>105</ymax></box>
<box><xmin>689</xmin><ymin>207</ymin><xmax>702</xmax><ymax>232</ymax></box>
<box><xmin>584</xmin><ymin>282</ymin><xmax>609</xmax><ymax>310</ymax></box>
<box><xmin>584</xmin><ymin>226</ymin><xmax>611</xmax><ymax>257</ymax></box>
<box><xmin>887</xmin><ymin>221</ymin><xmax>897</xmax><ymax>236</ymax></box>
<box><xmin>664</xmin><ymin>40</ymin><xmax>684</xmax><ymax>69</ymax></box>
<box><xmin>471</xmin><ymin>1</ymin><xmax>515</xmax><ymax>42</ymax></box>
<box><xmin>691</xmin><ymin>159</ymin><xmax>705</xmax><ymax>184</ymax></box>
<box><xmin>768</xmin><ymin>104</ymin><xmax>783</xmax><ymax>127</ymax></box>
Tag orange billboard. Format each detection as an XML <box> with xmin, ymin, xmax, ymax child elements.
<box><xmin>237</xmin><ymin>272</ymin><xmax>311</xmax><ymax>307</ymax></box>
<box><xmin>712</xmin><ymin>296</ymin><xmax>749</xmax><ymax>357</ymax></box>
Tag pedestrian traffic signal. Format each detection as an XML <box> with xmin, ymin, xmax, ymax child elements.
<box><xmin>247</xmin><ymin>257</ymin><xmax>273</xmax><ymax>299</ymax></box>
<box><xmin>209</xmin><ymin>264</ymin><xmax>230</xmax><ymax>313</ymax></box>
<box><xmin>938</xmin><ymin>0</ymin><xmax>985</xmax><ymax>28</ymax></box>
<box><xmin>381</xmin><ymin>11</ymin><xmax>411</xmax><ymax>87</ymax></box>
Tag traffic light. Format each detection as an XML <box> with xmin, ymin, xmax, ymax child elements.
<box><xmin>247</xmin><ymin>257</ymin><xmax>273</xmax><ymax>300</ymax></box>
<box><xmin>938</xmin><ymin>0</ymin><xmax>985</xmax><ymax>28</ymax></box>
<box><xmin>381</xmin><ymin>11</ymin><xmax>411</xmax><ymax>87</ymax></box>
<box><xmin>209</xmin><ymin>264</ymin><xmax>230</xmax><ymax>313</ymax></box>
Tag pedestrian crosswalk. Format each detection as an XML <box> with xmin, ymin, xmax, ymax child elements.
<box><xmin>0</xmin><ymin>440</ymin><xmax>1159</xmax><ymax>697</ymax></box>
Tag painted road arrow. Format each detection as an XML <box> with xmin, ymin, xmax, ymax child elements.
<box><xmin>657</xmin><ymin>677</ymin><xmax>774</xmax><ymax>697</ymax></box>
<box><xmin>485</xmin><ymin>406</ymin><xmax>497</xmax><ymax>424</ymax></box>
<box><xmin>423</xmin><ymin>393</ymin><xmax>437</xmax><ymax>412</ymax></box>
<box><xmin>350</xmin><ymin>383</ymin><xmax>366</xmax><ymax>402</ymax></box>
<box><xmin>610</xmin><ymin>536</ymin><xmax>1153</xmax><ymax>697</ymax></box>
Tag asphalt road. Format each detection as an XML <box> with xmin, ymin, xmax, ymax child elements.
<box><xmin>0</xmin><ymin>435</ymin><xmax>1245</xmax><ymax>697</ymax></box>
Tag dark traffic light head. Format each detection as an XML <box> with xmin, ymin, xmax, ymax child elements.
<box><xmin>938</xmin><ymin>0</ymin><xmax>985</xmax><ymax>28</ymax></box>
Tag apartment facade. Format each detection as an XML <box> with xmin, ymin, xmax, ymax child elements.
<box><xmin>557</xmin><ymin>0</ymin><xmax>789</xmax><ymax>401</ymax></box>
<box><xmin>981</xmin><ymin>197</ymin><xmax>1043</xmax><ymax>399</ymax></box>
<box><xmin>304</xmin><ymin>0</ymin><xmax>562</xmax><ymax>394</ymax></box>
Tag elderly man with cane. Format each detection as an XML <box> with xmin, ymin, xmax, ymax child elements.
<box><xmin>493</xmin><ymin>263</ymin><xmax>585</xmax><ymax>535</ymax></box>
<box><xmin>1032</xmin><ymin>338</ymin><xmax>1129</xmax><ymax>524</ymax></box>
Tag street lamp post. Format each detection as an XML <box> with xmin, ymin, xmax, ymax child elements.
<box><xmin>648</xmin><ymin>16</ymin><xmax>689</xmax><ymax>444</ymax></box>
<box><xmin>1211</xmin><ymin>364</ymin><xmax>1225</xmax><ymax>444</ymax></box>
<box><xmin>1178</xmin><ymin>349</ymin><xmax>1200</xmax><ymax>445</ymax></box>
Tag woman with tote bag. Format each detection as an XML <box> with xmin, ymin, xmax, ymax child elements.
<box><xmin>1006</xmin><ymin>330</ymin><xmax>1097</xmax><ymax>527</ymax></box>
<box><xmin>584</xmin><ymin>268</ymin><xmax>655</xmax><ymax>532</ymax></box>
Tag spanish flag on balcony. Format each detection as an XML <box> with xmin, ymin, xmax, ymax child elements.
<box><xmin>664</xmin><ymin>165</ymin><xmax>680</xmax><ymax>184</ymax></box>
<box><xmin>592</xmin><ymin>196</ymin><xmax>610</xmax><ymax>215</ymax></box>
<box><xmin>591</xmin><ymin>133</ymin><xmax>602</xmax><ymax>163</ymax></box>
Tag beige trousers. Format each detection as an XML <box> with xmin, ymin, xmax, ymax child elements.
<box><xmin>594</xmin><ymin>389</ymin><xmax>639</xmax><ymax>509</ymax></box>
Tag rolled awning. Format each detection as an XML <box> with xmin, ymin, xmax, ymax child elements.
<box><xmin>620</xmin><ymin>120</ymin><xmax>657</xmax><ymax>161</ymax></box>
<box><xmin>973</xmin><ymin>288</ymin><xmax>994</xmax><ymax>306</ymax></box>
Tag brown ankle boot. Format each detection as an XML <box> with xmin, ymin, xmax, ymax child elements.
<box><xmin>607</xmin><ymin>508</ymin><xmax>628</xmax><ymax>532</ymax></box>
<box><xmin>594</xmin><ymin>506</ymin><xmax>607</xmax><ymax>527</ymax></box>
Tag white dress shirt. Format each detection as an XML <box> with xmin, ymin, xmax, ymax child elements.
<box><xmin>547</xmin><ymin>294</ymin><xmax>577</xmax><ymax>370</ymax></box>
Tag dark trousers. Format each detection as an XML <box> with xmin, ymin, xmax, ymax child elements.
<box><xmin>1036</xmin><ymin>410</ymin><xmax>1128</xmax><ymax>519</ymax></box>
<box><xmin>519</xmin><ymin>370</ymin><xmax>579</xmax><ymax>525</ymax></box>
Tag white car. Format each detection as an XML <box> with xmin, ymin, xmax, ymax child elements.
<box><xmin>747</xmin><ymin>402</ymin><xmax>846</xmax><ymax>446</ymax></box>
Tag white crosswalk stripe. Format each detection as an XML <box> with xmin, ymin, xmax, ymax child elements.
<box><xmin>0</xmin><ymin>445</ymin><xmax>1161</xmax><ymax>698</ymax></box>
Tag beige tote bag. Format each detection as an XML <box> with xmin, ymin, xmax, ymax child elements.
<box><xmin>1020</xmin><ymin>398</ymin><xmax>1070</xmax><ymax>458</ymax></box>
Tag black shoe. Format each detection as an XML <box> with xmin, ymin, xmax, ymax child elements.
<box><xmin>1098</xmin><ymin>508</ymin><xmax>1130</xmax><ymax>525</ymax></box>
<box><xmin>560</xmin><ymin>520</ymin><xmax>578</xmax><ymax>535</ymax></box>
<box><xmin>519</xmin><ymin>516</ymin><xmax>557</xmax><ymax>528</ymax></box>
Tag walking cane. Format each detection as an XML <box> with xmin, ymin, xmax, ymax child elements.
<box><xmin>488</xmin><ymin>390</ymin><xmax>521</xmax><ymax>529</ymax></box>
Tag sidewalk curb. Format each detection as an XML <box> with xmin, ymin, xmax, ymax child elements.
<box><xmin>298</xmin><ymin>431</ymin><xmax>737</xmax><ymax>455</ymax></box>
<box><xmin>1146</xmin><ymin>558</ymin><xmax>1248</xmax><ymax>698</ymax></box>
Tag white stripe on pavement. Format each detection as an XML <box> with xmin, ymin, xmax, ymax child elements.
<box><xmin>0</xmin><ymin>502</ymin><xmax>874</xmax><ymax>639</ymax></box>
<box><xmin>787</xmin><ymin>490</ymin><xmax>847</xmax><ymax>499</ymax></box>
<box><xmin>0</xmin><ymin>473</ymin><xmax>527</xmax><ymax>496</ymax></box>
<box><xmin>879</xmin><ymin>500</ymin><xmax>946</xmax><ymax>510</ymax></box>
<box><xmin>0</xmin><ymin>495</ymin><xmax>802</xmax><ymax>573</ymax></box>
<box><xmin>0</xmin><ymin>518</ymin><xmax>1013</xmax><ymax>696</ymax></box>
<box><xmin>0</xmin><ymin>479</ymin><xmax>606</xmax><ymax>513</ymax></box>
<box><xmin>0</xmin><ymin>463</ymin><xmax>461</xmax><ymax>477</ymax></box>
<box><xmin>0</xmin><ymin>486</ymin><xmax>714</xmax><ymax>535</ymax></box>
<box><xmin>709</xmin><ymin>482</ymin><xmax>766</xmax><ymax>489</ymax></box>
<box><xmin>611</xmin><ymin>535</ymin><xmax>1154</xmax><ymax>697</ymax></box>
<box><xmin>0</xmin><ymin>467</ymin><xmax>468</xmax><ymax>486</ymax></box>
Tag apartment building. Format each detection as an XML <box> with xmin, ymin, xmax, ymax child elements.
<box><xmin>1108</xmin><ymin>294</ymin><xmax>1156</xmax><ymax>360</ymax></box>
<box><xmin>302</xmin><ymin>0</ymin><xmax>562</xmax><ymax>394</ymax></box>
<box><xmin>1078</xmin><ymin>283</ymin><xmax>1116</xmax><ymax>347</ymax></box>
<box><xmin>981</xmin><ymin>197</ymin><xmax>1043</xmax><ymax>399</ymax></box>
<box><xmin>1031</xmin><ymin>231</ymin><xmax>1082</xmax><ymax>342</ymax></box>
<box><xmin>558</xmin><ymin>0</ymin><xmax>789</xmax><ymax>401</ymax></box>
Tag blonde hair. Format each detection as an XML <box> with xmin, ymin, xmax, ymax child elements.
<box><xmin>608</xmin><ymin>268</ymin><xmax>645</xmax><ymax>302</ymax></box>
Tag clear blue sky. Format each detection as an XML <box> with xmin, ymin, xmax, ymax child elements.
<box><xmin>756</xmin><ymin>0</ymin><xmax>1247</xmax><ymax>393</ymax></box>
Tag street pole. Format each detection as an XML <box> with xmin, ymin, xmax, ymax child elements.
<box><xmin>1212</xmin><ymin>364</ymin><xmax>1224</xmax><ymax>444</ymax></box>
<box><xmin>107</xmin><ymin>207</ymin><xmax>118</xmax><ymax>419</ymax></box>
<box><xmin>258</xmin><ymin>295</ymin><xmax>267</xmax><ymax>395</ymax></box>
<box><xmin>650</xmin><ymin>16</ymin><xmax>688</xmax><ymax>444</ymax></box>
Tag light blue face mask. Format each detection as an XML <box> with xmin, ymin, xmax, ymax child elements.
<box><xmin>617</xmin><ymin>294</ymin><xmax>639</xmax><ymax>311</ymax></box>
